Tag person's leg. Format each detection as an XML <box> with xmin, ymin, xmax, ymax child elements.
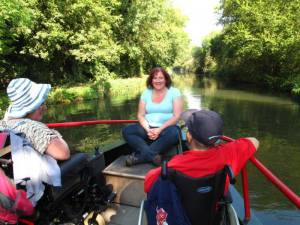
<box><xmin>149</xmin><ymin>125</ymin><xmax>180</xmax><ymax>159</ymax></box>
<box><xmin>122</xmin><ymin>124</ymin><xmax>153</xmax><ymax>162</ymax></box>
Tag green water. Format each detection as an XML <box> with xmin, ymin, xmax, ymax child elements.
<box><xmin>44</xmin><ymin>77</ymin><xmax>300</xmax><ymax>225</ymax></box>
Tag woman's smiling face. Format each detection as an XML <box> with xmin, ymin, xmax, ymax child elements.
<box><xmin>152</xmin><ymin>71</ymin><xmax>166</xmax><ymax>91</ymax></box>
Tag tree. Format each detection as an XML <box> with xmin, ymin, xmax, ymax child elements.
<box><xmin>113</xmin><ymin>0</ymin><xmax>190</xmax><ymax>77</ymax></box>
<box><xmin>0</xmin><ymin>0</ymin><xmax>35</xmax><ymax>87</ymax></box>
<box><xmin>0</xmin><ymin>0</ymin><xmax>190</xmax><ymax>85</ymax></box>
<box><xmin>192</xmin><ymin>0</ymin><xmax>300</xmax><ymax>93</ymax></box>
<box><xmin>192</xmin><ymin>32</ymin><xmax>220</xmax><ymax>75</ymax></box>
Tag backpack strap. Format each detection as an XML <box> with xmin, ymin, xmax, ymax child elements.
<box><xmin>224</xmin><ymin>165</ymin><xmax>236</xmax><ymax>184</ymax></box>
<box><xmin>161</xmin><ymin>160</ymin><xmax>168</xmax><ymax>180</ymax></box>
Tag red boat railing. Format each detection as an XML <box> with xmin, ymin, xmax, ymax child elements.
<box><xmin>46</xmin><ymin>120</ymin><xmax>300</xmax><ymax>222</ymax></box>
<box><xmin>221</xmin><ymin>135</ymin><xmax>300</xmax><ymax>221</ymax></box>
<box><xmin>47</xmin><ymin>119</ymin><xmax>138</xmax><ymax>128</ymax></box>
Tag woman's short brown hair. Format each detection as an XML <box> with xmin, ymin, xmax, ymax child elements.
<box><xmin>146</xmin><ymin>67</ymin><xmax>172</xmax><ymax>89</ymax></box>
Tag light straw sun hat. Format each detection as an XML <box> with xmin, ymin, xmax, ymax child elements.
<box><xmin>5</xmin><ymin>78</ymin><xmax>51</xmax><ymax>118</ymax></box>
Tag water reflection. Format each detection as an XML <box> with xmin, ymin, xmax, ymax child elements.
<box><xmin>44</xmin><ymin>77</ymin><xmax>300</xmax><ymax>225</ymax></box>
<box><xmin>183</xmin><ymin>91</ymin><xmax>202</xmax><ymax>109</ymax></box>
<box><xmin>199</xmin><ymin>90</ymin><xmax>300</xmax><ymax>209</ymax></box>
<box><xmin>44</xmin><ymin>95</ymin><xmax>140</xmax><ymax>152</ymax></box>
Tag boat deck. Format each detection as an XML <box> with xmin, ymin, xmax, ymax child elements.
<box><xmin>103</xmin><ymin>155</ymin><xmax>154</xmax><ymax>225</ymax></box>
<box><xmin>105</xmin><ymin>204</ymin><xmax>143</xmax><ymax>225</ymax></box>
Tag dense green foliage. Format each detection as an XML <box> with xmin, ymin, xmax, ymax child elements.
<box><xmin>0</xmin><ymin>0</ymin><xmax>189</xmax><ymax>88</ymax></box>
<box><xmin>193</xmin><ymin>0</ymin><xmax>300</xmax><ymax>94</ymax></box>
<box><xmin>191</xmin><ymin>32</ymin><xmax>219</xmax><ymax>75</ymax></box>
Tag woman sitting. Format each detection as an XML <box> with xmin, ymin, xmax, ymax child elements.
<box><xmin>122</xmin><ymin>67</ymin><xmax>183</xmax><ymax>166</ymax></box>
<box><xmin>0</xmin><ymin>78</ymin><xmax>70</xmax><ymax>160</ymax></box>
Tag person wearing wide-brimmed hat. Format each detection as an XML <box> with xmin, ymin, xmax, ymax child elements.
<box><xmin>144</xmin><ymin>109</ymin><xmax>259</xmax><ymax>193</ymax></box>
<box><xmin>0</xmin><ymin>78</ymin><xmax>70</xmax><ymax>160</ymax></box>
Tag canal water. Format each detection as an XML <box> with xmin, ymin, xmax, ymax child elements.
<box><xmin>44</xmin><ymin>77</ymin><xmax>300</xmax><ymax>225</ymax></box>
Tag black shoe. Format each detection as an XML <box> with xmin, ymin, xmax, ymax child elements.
<box><xmin>152</xmin><ymin>154</ymin><xmax>162</xmax><ymax>167</ymax></box>
<box><xmin>125</xmin><ymin>154</ymin><xmax>141</xmax><ymax>167</ymax></box>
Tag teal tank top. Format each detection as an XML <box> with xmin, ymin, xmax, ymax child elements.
<box><xmin>140</xmin><ymin>87</ymin><xmax>181</xmax><ymax>127</ymax></box>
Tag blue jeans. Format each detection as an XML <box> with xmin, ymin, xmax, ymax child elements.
<box><xmin>122</xmin><ymin>124</ymin><xmax>180</xmax><ymax>162</ymax></box>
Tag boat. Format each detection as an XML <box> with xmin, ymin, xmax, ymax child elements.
<box><xmin>1</xmin><ymin>119</ymin><xmax>300</xmax><ymax>225</ymax></box>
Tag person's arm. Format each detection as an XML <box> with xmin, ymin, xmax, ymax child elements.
<box><xmin>11</xmin><ymin>119</ymin><xmax>70</xmax><ymax>160</ymax></box>
<box><xmin>137</xmin><ymin>100</ymin><xmax>150</xmax><ymax>132</ymax></box>
<box><xmin>149</xmin><ymin>96</ymin><xmax>183</xmax><ymax>140</ymax></box>
<box><xmin>225</xmin><ymin>137</ymin><xmax>259</xmax><ymax>176</ymax></box>
<box><xmin>245</xmin><ymin>137</ymin><xmax>259</xmax><ymax>150</ymax></box>
<box><xmin>45</xmin><ymin>137</ymin><xmax>70</xmax><ymax>160</ymax></box>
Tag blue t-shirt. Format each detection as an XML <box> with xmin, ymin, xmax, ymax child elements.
<box><xmin>140</xmin><ymin>87</ymin><xmax>181</xmax><ymax>127</ymax></box>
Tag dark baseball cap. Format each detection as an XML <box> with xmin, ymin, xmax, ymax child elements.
<box><xmin>181</xmin><ymin>109</ymin><xmax>223</xmax><ymax>146</ymax></box>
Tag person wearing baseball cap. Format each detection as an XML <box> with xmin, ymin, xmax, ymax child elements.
<box><xmin>0</xmin><ymin>78</ymin><xmax>70</xmax><ymax>160</ymax></box>
<box><xmin>144</xmin><ymin>109</ymin><xmax>259</xmax><ymax>193</ymax></box>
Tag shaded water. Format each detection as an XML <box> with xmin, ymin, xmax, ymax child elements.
<box><xmin>44</xmin><ymin>77</ymin><xmax>300</xmax><ymax>225</ymax></box>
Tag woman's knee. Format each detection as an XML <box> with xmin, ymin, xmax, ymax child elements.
<box><xmin>163</xmin><ymin>125</ymin><xmax>180</xmax><ymax>137</ymax></box>
<box><xmin>122</xmin><ymin>125</ymin><xmax>131</xmax><ymax>138</ymax></box>
<box><xmin>122</xmin><ymin>124</ymin><xmax>135</xmax><ymax>139</ymax></box>
<box><xmin>122</xmin><ymin>124</ymin><xmax>145</xmax><ymax>138</ymax></box>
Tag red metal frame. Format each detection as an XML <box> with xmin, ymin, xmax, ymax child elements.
<box><xmin>222</xmin><ymin>135</ymin><xmax>300</xmax><ymax>222</ymax></box>
<box><xmin>47</xmin><ymin>119</ymin><xmax>138</xmax><ymax>128</ymax></box>
<box><xmin>44</xmin><ymin>121</ymin><xmax>300</xmax><ymax>222</ymax></box>
<box><xmin>241</xmin><ymin>167</ymin><xmax>251</xmax><ymax>221</ymax></box>
<box><xmin>250</xmin><ymin>156</ymin><xmax>300</xmax><ymax>208</ymax></box>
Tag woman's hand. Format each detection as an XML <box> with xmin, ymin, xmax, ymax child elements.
<box><xmin>147</xmin><ymin>128</ymin><xmax>162</xmax><ymax>140</ymax></box>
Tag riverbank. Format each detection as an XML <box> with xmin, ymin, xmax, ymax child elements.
<box><xmin>0</xmin><ymin>74</ymin><xmax>194</xmax><ymax>117</ymax></box>
<box><xmin>49</xmin><ymin>77</ymin><xmax>147</xmax><ymax>104</ymax></box>
<box><xmin>0</xmin><ymin>77</ymin><xmax>146</xmax><ymax>117</ymax></box>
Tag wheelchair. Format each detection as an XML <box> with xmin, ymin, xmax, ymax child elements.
<box><xmin>139</xmin><ymin>161</ymin><xmax>240</xmax><ymax>225</ymax></box>
<box><xmin>0</xmin><ymin>132</ymin><xmax>115</xmax><ymax>225</ymax></box>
